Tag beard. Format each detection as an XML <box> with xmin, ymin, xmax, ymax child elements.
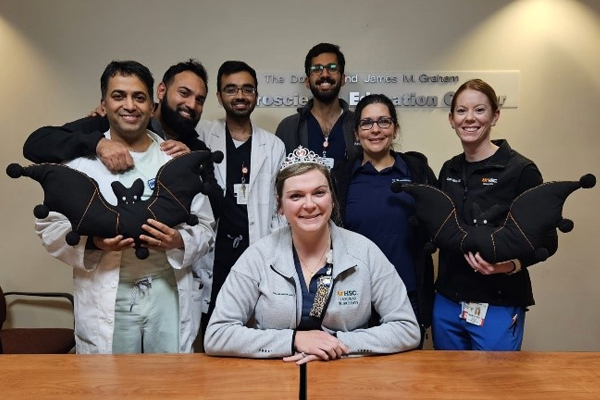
<box><xmin>224</xmin><ymin>99</ymin><xmax>256</xmax><ymax>120</ymax></box>
<box><xmin>160</xmin><ymin>100</ymin><xmax>199</xmax><ymax>139</ymax></box>
<box><xmin>309</xmin><ymin>76</ymin><xmax>342</xmax><ymax>104</ymax></box>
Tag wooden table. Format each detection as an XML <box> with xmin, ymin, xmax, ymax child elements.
<box><xmin>2</xmin><ymin>351</ymin><xmax>599</xmax><ymax>399</ymax></box>
<box><xmin>0</xmin><ymin>354</ymin><xmax>299</xmax><ymax>400</ymax></box>
<box><xmin>308</xmin><ymin>351</ymin><xmax>600</xmax><ymax>399</ymax></box>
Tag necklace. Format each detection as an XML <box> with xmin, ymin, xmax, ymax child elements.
<box><xmin>313</xmin><ymin>109</ymin><xmax>343</xmax><ymax>157</ymax></box>
<box><xmin>297</xmin><ymin>239</ymin><xmax>331</xmax><ymax>280</ymax></box>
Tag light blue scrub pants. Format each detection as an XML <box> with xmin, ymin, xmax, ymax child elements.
<box><xmin>112</xmin><ymin>269</ymin><xmax>179</xmax><ymax>353</ymax></box>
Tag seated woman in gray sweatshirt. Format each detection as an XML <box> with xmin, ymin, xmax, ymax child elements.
<box><xmin>204</xmin><ymin>146</ymin><xmax>420</xmax><ymax>364</ymax></box>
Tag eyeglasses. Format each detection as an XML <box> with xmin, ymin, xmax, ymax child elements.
<box><xmin>358</xmin><ymin>117</ymin><xmax>394</xmax><ymax>130</ymax></box>
<box><xmin>309</xmin><ymin>63</ymin><xmax>340</xmax><ymax>75</ymax></box>
<box><xmin>222</xmin><ymin>85</ymin><xmax>257</xmax><ymax>96</ymax></box>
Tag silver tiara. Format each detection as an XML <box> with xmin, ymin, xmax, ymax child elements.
<box><xmin>280</xmin><ymin>146</ymin><xmax>326</xmax><ymax>171</ymax></box>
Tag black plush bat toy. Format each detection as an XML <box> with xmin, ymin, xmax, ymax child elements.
<box><xmin>7</xmin><ymin>150</ymin><xmax>223</xmax><ymax>260</ymax></box>
<box><xmin>391</xmin><ymin>174</ymin><xmax>595</xmax><ymax>264</ymax></box>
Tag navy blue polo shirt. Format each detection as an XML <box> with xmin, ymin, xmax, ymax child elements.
<box><xmin>345</xmin><ymin>152</ymin><xmax>417</xmax><ymax>293</ymax></box>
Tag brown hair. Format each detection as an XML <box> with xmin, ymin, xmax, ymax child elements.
<box><xmin>450</xmin><ymin>78</ymin><xmax>499</xmax><ymax>114</ymax></box>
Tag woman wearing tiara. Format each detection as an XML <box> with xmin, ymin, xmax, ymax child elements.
<box><xmin>204</xmin><ymin>146</ymin><xmax>420</xmax><ymax>363</ymax></box>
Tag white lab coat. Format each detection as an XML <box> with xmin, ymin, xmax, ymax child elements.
<box><xmin>194</xmin><ymin>119</ymin><xmax>286</xmax><ymax>313</ymax></box>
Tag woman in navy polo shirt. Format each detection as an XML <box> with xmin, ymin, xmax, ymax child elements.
<box><xmin>331</xmin><ymin>94</ymin><xmax>437</xmax><ymax>346</ymax></box>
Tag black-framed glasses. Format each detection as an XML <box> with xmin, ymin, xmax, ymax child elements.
<box><xmin>309</xmin><ymin>63</ymin><xmax>340</xmax><ymax>75</ymax></box>
<box><xmin>222</xmin><ymin>85</ymin><xmax>257</xmax><ymax>96</ymax></box>
<box><xmin>358</xmin><ymin>117</ymin><xmax>394</xmax><ymax>130</ymax></box>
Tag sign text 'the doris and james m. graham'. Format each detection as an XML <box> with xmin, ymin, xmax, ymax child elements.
<box><xmin>254</xmin><ymin>70</ymin><xmax>519</xmax><ymax>108</ymax></box>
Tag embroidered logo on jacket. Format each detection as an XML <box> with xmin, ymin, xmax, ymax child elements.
<box><xmin>481</xmin><ymin>177</ymin><xmax>498</xmax><ymax>186</ymax></box>
<box><xmin>272</xmin><ymin>291</ymin><xmax>294</xmax><ymax>297</ymax></box>
<box><xmin>446</xmin><ymin>177</ymin><xmax>461</xmax><ymax>183</ymax></box>
<box><xmin>336</xmin><ymin>290</ymin><xmax>359</xmax><ymax>306</ymax></box>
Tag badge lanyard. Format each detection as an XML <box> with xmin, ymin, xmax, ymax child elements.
<box><xmin>309</xmin><ymin>258</ymin><xmax>334</xmax><ymax>320</ymax></box>
<box><xmin>320</xmin><ymin>113</ymin><xmax>340</xmax><ymax>170</ymax></box>
<box><xmin>321</xmin><ymin>134</ymin><xmax>334</xmax><ymax>170</ymax></box>
<box><xmin>322</xmin><ymin>133</ymin><xmax>330</xmax><ymax>160</ymax></box>
<box><xmin>240</xmin><ymin>162</ymin><xmax>248</xmax><ymax>197</ymax></box>
<box><xmin>234</xmin><ymin>162</ymin><xmax>249</xmax><ymax>205</ymax></box>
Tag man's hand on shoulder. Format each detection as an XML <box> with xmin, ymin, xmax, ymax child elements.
<box><xmin>160</xmin><ymin>140</ymin><xmax>191</xmax><ymax>158</ymax></box>
<box><xmin>96</xmin><ymin>138</ymin><xmax>134</xmax><ymax>172</ymax></box>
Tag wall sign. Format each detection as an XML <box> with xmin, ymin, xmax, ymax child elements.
<box><xmin>255</xmin><ymin>70</ymin><xmax>519</xmax><ymax>109</ymax></box>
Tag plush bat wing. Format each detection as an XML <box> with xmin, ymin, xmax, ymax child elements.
<box><xmin>7</xmin><ymin>150</ymin><xmax>223</xmax><ymax>260</ymax></box>
<box><xmin>390</xmin><ymin>182</ymin><xmax>468</xmax><ymax>253</ymax></box>
<box><xmin>391</xmin><ymin>173</ymin><xmax>596</xmax><ymax>264</ymax></box>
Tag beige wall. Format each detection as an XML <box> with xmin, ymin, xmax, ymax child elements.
<box><xmin>1</xmin><ymin>0</ymin><xmax>599</xmax><ymax>351</ymax></box>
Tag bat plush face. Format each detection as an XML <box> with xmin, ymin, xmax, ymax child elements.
<box><xmin>7</xmin><ymin>150</ymin><xmax>222</xmax><ymax>260</ymax></box>
<box><xmin>112</xmin><ymin>179</ymin><xmax>145</xmax><ymax>206</ymax></box>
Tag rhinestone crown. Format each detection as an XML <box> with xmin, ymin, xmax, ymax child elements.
<box><xmin>279</xmin><ymin>146</ymin><xmax>326</xmax><ymax>171</ymax></box>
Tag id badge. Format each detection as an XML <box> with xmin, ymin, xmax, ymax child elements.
<box><xmin>233</xmin><ymin>183</ymin><xmax>248</xmax><ymax>205</ymax></box>
<box><xmin>323</xmin><ymin>157</ymin><xmax>334</xmax><ymax>170</ymax></box>
<box><xmin>460</xmin><ymin>301</ymin><xmax>489</xmax><ymax>326</ymax></box>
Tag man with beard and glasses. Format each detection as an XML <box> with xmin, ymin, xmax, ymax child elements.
<box><xmin>276</xmin><ymin>43</ymin><xmax>359</xmax><ymax>169</ymax></box>
<box><xmin>22</xmin><ymin>59</ymin><xmax>222</xmax><ymax>214</ymax></box>
<box><xmin>197</xmin><ymin>61</ymin><xmax>286</xmax><ymax>336</ymax></box>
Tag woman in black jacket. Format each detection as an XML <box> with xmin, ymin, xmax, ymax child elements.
<box><xmin>433</xmin><ymin>79</ymin><xmax>557</xmax><ymax>351</ymax></box>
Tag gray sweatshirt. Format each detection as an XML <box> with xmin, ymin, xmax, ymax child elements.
<box><xmin>205</xmin><ymin>222</ymin><xmax>420</xmax><ymax>358</ymax></box>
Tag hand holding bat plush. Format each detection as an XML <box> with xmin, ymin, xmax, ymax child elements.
<box><xmin>391</xmin><ymin>174</ymin><xmax>596</xmax><ymax>264</ymax></box>
<box><xmin>7</xmin><ymin>150</ymin><xmax>224</xmax><ymax>260</ymax></box>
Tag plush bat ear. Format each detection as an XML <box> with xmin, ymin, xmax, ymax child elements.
<box><xmin>470</xmin><ymin>203</ymin><xmax>506</xmax><ymax>226</ymax></box>
<box><xmin>112</xmin><ymin>181</ymin><xmax>128</xmax><ymax>202</ymax></box>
